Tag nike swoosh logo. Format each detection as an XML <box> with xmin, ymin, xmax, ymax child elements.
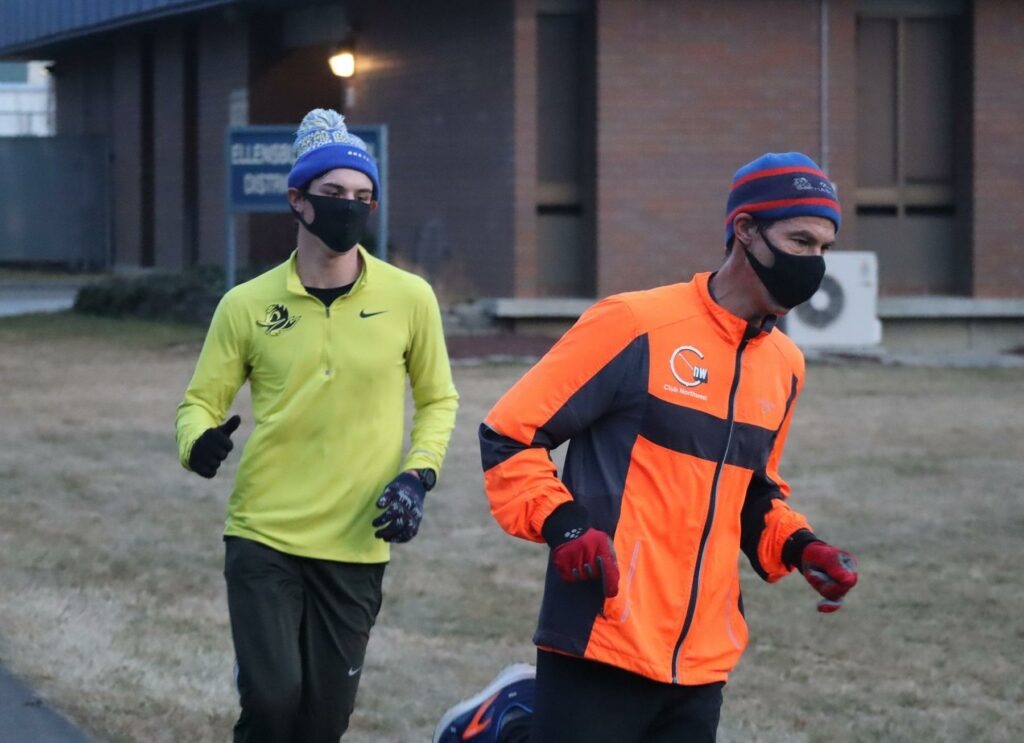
<box><xmin>461</xmin><ymin>691</ymin><xmax>499</xmax><ymax>739</ymax></box>
<box><xmin>347</xmin><ymin>666</ymin><xmax>361</xmax><ymax>676</ymax></box>
<box><xmin>360</xmin><ymin>309</ymin><xmax>387</xmax><ymax>318</ymax></box>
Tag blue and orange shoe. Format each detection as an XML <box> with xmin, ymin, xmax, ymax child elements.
<box><xmin>432</xmin><ymin>663</ymin><xmax>536</xmax><ymax>742</ymax></box>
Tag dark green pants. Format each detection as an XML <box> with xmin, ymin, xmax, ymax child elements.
<box><xmin>224</xmin><ymin>537</ymin><xmax>385</xmax><ymax>743</ymax></box>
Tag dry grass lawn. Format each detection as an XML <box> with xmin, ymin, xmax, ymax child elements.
<box><xmin>0</xmin><ymin>313</ymin><xmax>1022</xmax><ymax>742</ymax></box>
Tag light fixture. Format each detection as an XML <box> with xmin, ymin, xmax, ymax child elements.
<box><xmin>328</xmin><ymin>46</ymin><xmax>356</xmax><ymax>78</ymax></box>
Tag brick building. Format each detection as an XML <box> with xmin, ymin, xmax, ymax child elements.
<box><xmin>1</xmin><ymin>0</ymin><xmax>1022</xmax><ymax>347</ymax></box>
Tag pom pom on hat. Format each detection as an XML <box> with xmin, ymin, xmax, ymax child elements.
<box><xmin>724</xmin><ymin>152</ymin><xmax>840</xmax><ymax>246</ymax></box>
<box><xmin>287</xmin><ymin>108</ymin><xmax>380</xmax><ymax>200</ymax></box>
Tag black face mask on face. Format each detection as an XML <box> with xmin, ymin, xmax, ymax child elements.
<box><xmin>293</xmin><ymin>193</ymin><xmax>371</xmax><ymax>254</ymax></box>
<box><xmin>743</xmin><ymin>228</ymin><xmax>826</xmax><ymax>309</ymax></box>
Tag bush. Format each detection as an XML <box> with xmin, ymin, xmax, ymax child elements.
<box><xmin>73</xmin><ymin>266</ymin><xmax>262</xmax><ymax>325</ymax></box>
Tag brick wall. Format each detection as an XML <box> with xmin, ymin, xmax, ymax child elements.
<box><xmin>245</xmin><ymin>17</ymin><xmax>348</xmax><ymax>267</ymax></box>
<box><xmin>37</xmin><ymin>0</ymin><xmax>1024</xmax><ymax>306</ymax></box>
<box><xmin>196</xmin><ymin>10</ymin><xmax>249</xmax><ymax>267</ymax></box>
<box><xmin>55</xmin><ymin>45</ymin><xmax>112</xmax><ymax>137</ymax></box>
<box><xmin>337</xmin><ymin>0</ymin><xmax>518</xmax><ymax>298</ymax></box>
<box><xmin>973</xmin><ymin>0</ymin><xmax>1024</xmax><ymax>297</ymax></box>
<box><xmin>59</xmin><ymin>10</ymin><xmax>249</xmax><ymax>271</ymax></box>
<box><xmin>596</xmin><ymin>0</ymin><xmax>855</xmax><ymax>296</ymax></box>
<box><xmin>56</xmin><ymin>36</ymin><xmax>147</xmax><ymax>269</ymax></box>
<box><xmin>513</xmin><ymin>0</ymin><xmax>540</xmax><ymax>297</ymax></box>
<box><xmin>153</xmin><ymin>25</ymin><xmax>186</xmax><ymax>271</ymax></box>
<box><xmin>110</xmin><ymin>38</ymin><xmax>144</xmax><ymax>269</ymax></box>
<box><xmin>826</xmin><ymin>0</ymin><xmax>857</xmax><ymax>257</ymax></box>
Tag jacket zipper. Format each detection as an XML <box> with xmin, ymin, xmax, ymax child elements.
<box><xmin>670</xmin><ymin>329</ymin><xmax>753</xmax><ymax>683</ymax></box>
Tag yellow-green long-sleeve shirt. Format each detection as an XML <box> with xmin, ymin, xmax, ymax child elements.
<box><xmin>176</xmin><ymin>247</ymin><xmax>459</xmax><ymax>563</ymax></box>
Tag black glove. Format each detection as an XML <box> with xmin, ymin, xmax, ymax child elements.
<box><xmin>372</xmin><ymin>472</ymin><xmax>426</xmax><ymax>543</ymax></box>
<box><xmin>188</xmin><ymin>415</ymin><xmax>241</xmax><ymax>479</ymax></box>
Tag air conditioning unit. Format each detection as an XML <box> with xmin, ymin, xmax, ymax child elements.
<box><xmin>782</xmin><ymin>251</ymin><xmax>882</xmax><ymax>348</ymax></box>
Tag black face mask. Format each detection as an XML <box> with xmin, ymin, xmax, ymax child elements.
<box><xmin>293</xmin><ymin>193</ymin><xmax>371</xmax><ymax>254</ymax></box>
<box><xmin>744</xmin><ymin>228</ymin><xmax>826</xmax><ymax>309</ymax></box>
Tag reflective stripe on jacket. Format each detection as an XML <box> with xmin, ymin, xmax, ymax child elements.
<box><xmin>480</xmin><ymin>272</ymin><xmax>811</xmax><ymax>685</ymax></box>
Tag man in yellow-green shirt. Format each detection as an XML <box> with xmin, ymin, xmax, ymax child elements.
<box><xmin>176</xmin><ymin>108</ymin><xmax>458</xmax><ymax>743</ymax></box>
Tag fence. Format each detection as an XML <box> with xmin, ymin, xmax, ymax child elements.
<box><xmin>0</xmin><ymin>136</ymin><xmax>110</xmax><ymax>268</ymax></box>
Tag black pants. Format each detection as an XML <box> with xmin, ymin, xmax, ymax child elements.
<box><xmin>223</xmin><ymin>537</ymin><xmax>385</xmax><ymax>743</ymax></box>
<box><xmin>500</xmin><ymin>650</ymin><xmax>724</xmax><ymax>743</ymax></box>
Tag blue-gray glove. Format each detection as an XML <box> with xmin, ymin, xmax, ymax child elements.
<box><xmin>372</xmin><ymin>473</ymin><xmax>426</xmax><ymax>542</ymax></box>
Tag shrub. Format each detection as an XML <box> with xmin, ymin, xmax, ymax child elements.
<box><xmin>73</xmin><ymin>266</ymin><xmax>262</xmax><ymax>325</ymax></box>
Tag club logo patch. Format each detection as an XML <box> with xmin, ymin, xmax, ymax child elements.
<box><xmin>793</xmin><ymin>175</ymin><xmax>837</xmax><ymax>197</ymax></box>
<box><xmin>256</xmin><ymin>304</ymin><xmax>300</xmax><ymax>336</ymax></box>
<box><xmin>670</xmin><ymin>345</ymin><xmax>709</xmax><ymax>388</ymax></box>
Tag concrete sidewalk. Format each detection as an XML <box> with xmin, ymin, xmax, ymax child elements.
<box><xmin>0</xmin><ymin>283</ymin><xmax>91</xmax><ymax>741</ymax></box>
<box><xmin>0</xmin><ymin>666</ymin><xmax>92</xmax><ymax>742</ymax></box>
<box><xmin>0</xmin><ymin>284</ymin><xmax>79</xmax><ymax>317</ymax></box>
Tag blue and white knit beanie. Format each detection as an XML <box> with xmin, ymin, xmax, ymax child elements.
<box><xmin>724</xmin><ymin>152</ymin><xmax>840</xmax><ymax>246</ymax></box>
<box><xmin>287</xmin><ymin>108</ymin><xmax>381</xmax><ymax>201</ymax></box>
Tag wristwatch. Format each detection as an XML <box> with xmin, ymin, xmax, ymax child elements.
<box><xmin>414</xmin><ymin>468</ymin><xmax>437</xmax><ymax>491</ymax></box>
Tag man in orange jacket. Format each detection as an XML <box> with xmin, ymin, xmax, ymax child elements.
<box><xmin>434</xmin><ymin>152</ymin><xmax>859</xmax><ymax>743</ymax></box>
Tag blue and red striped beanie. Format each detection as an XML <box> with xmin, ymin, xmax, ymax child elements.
<box><xmin>724</xmin><ymin>152</ymin><xmax>840</xmax><ymax>246</ymax></box>
<box><xmin>287</xmin><ymin>108</ymin><xmax>380</xmax><ymax>201</ymax></box>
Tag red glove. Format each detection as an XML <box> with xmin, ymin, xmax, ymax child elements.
<box><xmin>542</xmin><ymin>502</ymin><xmax>620</xmax><ymax>598</ymax></box>
<box><xmin>800</xmin><ymin>541</ymin><xmax>858</xmax><ymax>613</ymax></box>
<box><xmin>551</xmin><ymin>528</ymin><xmax>620</xmax><ymax>598</ymax></box>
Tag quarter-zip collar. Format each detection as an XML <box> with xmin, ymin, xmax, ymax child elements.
<box><xmin>693</xmin><ymin>271</ymin><xmax>777</xmax><ymax>345</ymax></box>
<box><xmin>285</xmin><ymin>244</ymin><xmax>373</xmax><ymax>298</ymax></box>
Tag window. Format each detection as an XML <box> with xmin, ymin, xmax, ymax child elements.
<box><xmin>0</xmin><ymin>62</ymin><xmax>29</xmax><ymax>83</ymax></box>
<box><xmin>855</xmin><ymin>0</ymin><xmax>970</xmax><ymax>294</ymax></box>
<box><xmin>536</xmin><ymin>0</ymin><xmax>595</xmax><ymax>297</ymax></box>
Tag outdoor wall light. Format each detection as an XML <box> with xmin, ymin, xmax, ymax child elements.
<box><xmin>328</xmin><ymin>46</ymin><xmax>356</xmax><ymax>78</ymax></box>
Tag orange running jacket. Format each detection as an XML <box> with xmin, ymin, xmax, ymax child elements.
<box><xmin>480</xmin><ymin>272</ymin><xmax>814</xmax><ymax>685</ymax></box>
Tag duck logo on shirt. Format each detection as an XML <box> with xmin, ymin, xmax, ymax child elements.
<box><xmin>256</xmin><ymin>304</ymin><xmax>300</xmax><ymax>336</ymax></box>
